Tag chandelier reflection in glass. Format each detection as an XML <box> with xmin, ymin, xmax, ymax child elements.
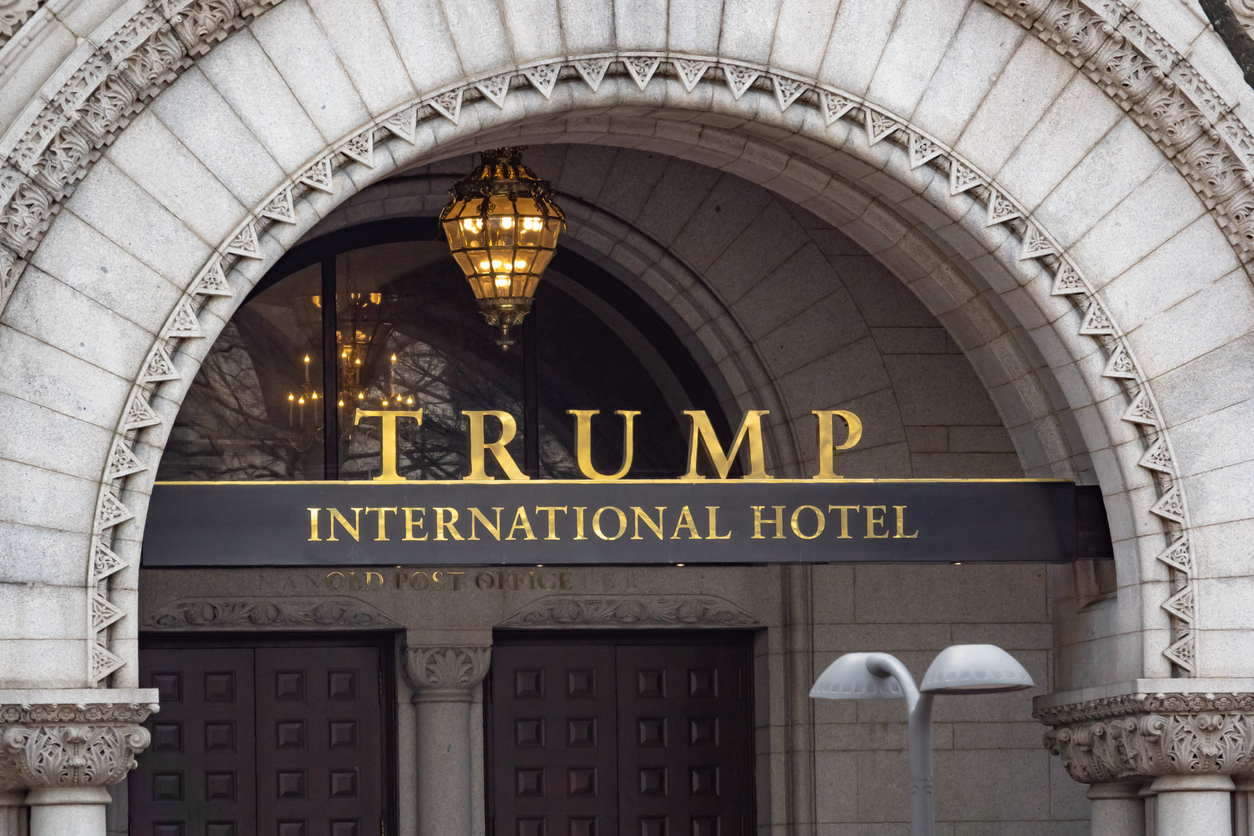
<box><xmin>440</xmin><ymin>146</ymin><xmax>565</xmax><ymax>350</ymax></box>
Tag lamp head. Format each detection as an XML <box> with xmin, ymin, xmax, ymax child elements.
<box><xmin>920</xmin><ymin>644</ymin><xmax>1034</xmax><ymax>695</ymax></box>
<box><xmin>809</xmin><ymin>652</ymin><xmax>906</xmax><ymax>700</ymax></box>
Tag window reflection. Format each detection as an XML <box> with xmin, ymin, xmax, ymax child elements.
<box><xmin>157</xmin><ymin>236</ymin><xmax>711</xmax><ymax>482</ymax></box>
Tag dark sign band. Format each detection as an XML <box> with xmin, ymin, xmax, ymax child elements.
<box><xmin>142</xmin><ymin>480</ymin><xmax>1111</xmax><ymax>567</ymax></box>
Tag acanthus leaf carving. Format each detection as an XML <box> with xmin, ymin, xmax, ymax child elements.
<box><xmin>0</xmin><ymin>723</ymin><xmax>152</xmax><ymax>790</ymax></box>
<box><xmin>170</xmin><ymin>0</ymin><xmax>240</xmax><ymax>57</ymax></box>
<box><xmin>402</xmin><ymin>646</ymin><xmax>491</xmax><ymax>692</ymax></box>
<box><xmin>141</xmin><ymin>597</ymin><xmax>400</xmax><ymax>631</ymax></box>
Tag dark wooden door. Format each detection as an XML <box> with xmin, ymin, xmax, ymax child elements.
<box><xmin>490</xmin><ymin>635</ymin><xmax>753</xmax><ymax>836</ymax></box>
<box><xmin>132</xmin><ymin>641</ymin><xmax>389</xmax><ymax>836</ymax></box>
<box><xmin>132</xmin><ymin>648</ymin><xmax>258</xmax><ymax>836</ymax></box>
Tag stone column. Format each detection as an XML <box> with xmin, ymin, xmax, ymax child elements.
<box><xmin>402</xmin><ymin>646</ymin><xmax>491</xmax><ymax>836</ymax></box>
<box><xmin>0</xmin><ymin>694</ymin><xmax>158</xmax><ymax>836</ymax></box>
<box><xmin>1234</xmin><ymin>776</ymin><xmax>1254</xmax><ymax>836</ymax></box>
<box><xmin>1039</xmin><ymin>692</ymin><xmax>1254</xmax><ymax>836</ymax></box>
<box><xmin>1087</xmin><ymin>782</ymin><xmax>1144</xmax><ymax>836</ymax></box>
<box><xmin>0</xmin><ymin>792</ymin><xmax>26</xmax><ymax>836</ymax></box>
<box><xmin>1152</xmin><ymin>775</ymin><xmax>1234</xmax><ymax>836</ymax></box>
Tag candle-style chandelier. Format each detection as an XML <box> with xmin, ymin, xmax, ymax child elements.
<box><xmin>440</xmin><ymin>147</ymin><xmax>565</xmax><ymax>350</ymax></box>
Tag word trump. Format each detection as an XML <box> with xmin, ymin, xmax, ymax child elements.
<box><xmin>354</xmin><ymin>408</ymin><xmax>862</xmax><ymax>482</ymax></box>
<box><xmin>306</xmin><ymin>504</ymin><xmax>918</xmax><ymax>543</ymax></box>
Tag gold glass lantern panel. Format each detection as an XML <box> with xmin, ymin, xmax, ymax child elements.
<box><xmin>440</xmin><ymin>147</ymin><xmax>565</xmax><ymax>349</ymax></box>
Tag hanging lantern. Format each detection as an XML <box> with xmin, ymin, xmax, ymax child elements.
<box><xmin>440</xmin><ymin>146</ymin><xmax>565</xmax><ymax>350</ymax></box>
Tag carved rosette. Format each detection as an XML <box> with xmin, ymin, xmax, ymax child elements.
<box><xmin>0</xmin><ymin>702</ymin><xmax>158</xmax><ymax>793</ymax></box>
<box><xmin>401</xmin><ymin>647</ymin><xmax>491</xmax><ymax>697</ymax></box>
<box><xmin>1038</xmin><ymin>693</ymin><xmax>1254</xmax><ymax>784</ymax></box>
<box><xmin>500</xmin><ymin>595</ymin><xmax>758</xmax><ymax>629</ymax></box>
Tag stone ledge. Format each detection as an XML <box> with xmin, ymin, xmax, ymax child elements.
<box><xmin>0</xmin><ymin>688</ymin><xmax>159</xmax><ymax>725</ymax></box>
<box><xmin>1034</xmin><ymin>679</ymin><xmax>1254</xmax><ymax>724</ymax></box>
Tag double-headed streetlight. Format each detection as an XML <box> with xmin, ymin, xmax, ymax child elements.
<box><xmin>810</xmin><ymin>644</ymin><xmax>1035</xmax><ymax>836</ymax></box>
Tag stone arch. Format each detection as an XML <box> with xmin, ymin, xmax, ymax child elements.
<box><xmin>1</xmin><ymin>2</ymin><xmax>1248</xmax><ymax>694</ymax></box>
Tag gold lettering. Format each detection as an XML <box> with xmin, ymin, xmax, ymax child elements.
<box><xmin>593</xmin><ymin>506</ymin><xmax>627</xmax><ymax>540</ymax></box>
<box><xmin>573</xmin><ymin>507</ymin><xmax>588</xmax><ymax>540</ymax></box>
<box><xmin>462</xmin><ymin>411</ymin><xmax>529</xmax><ymax>481</ymax></box>
<box><xmin>535</xmin><ymin>507</ymin><xmax>568</xmax><ymax>541</ymax></box>
<box><xmin>507</xmin><ymin>507</ymin><xmax>537</xmax><ymax>541</ymax></box>
<box><xmin>812</xmin><ymin>410</ymin><xmax>862</xmax><ymax>479</ymax></box>
<box><xmin>475</xmin><ymin>571</ymin><xmax>495</xmax><ymax>590</ymax></box>
<box><xmin>448</xmin><ymin>571</ymin><xmax>464</xmax><ymax>590</ymax></box>
<box><xmin>431</xmin><ymin>571</ymin><xmax>444</xmax><ymax>591</ymax></box>
<box><xmin>894</xmin><ymin>506</ymin><xmax>918</xmax><ymax>539</ymax></box>
<box><xmin>752</xmin><ymin>505</ymin><xmax>787</xmax><ymax>540</ymax></box>
<box><xmin>682</xmin><ymin>410</ymin><xmax>773</xmax><ymax>480</ymax></box>
<box><xmin>706</xmin><ymin>506</ymin><xmax>731</xmax><ymax>540</ymax></box>
<box><xmin>434</xmin><ymin>507</ymin><xmax>465</xmax><ymax>541</ymax></box>
<box><xmin>366</xmin><ymin>507</ymin><xmax>397</xmax><ymax>541</ymax></box>
<box><xmin>403</xmin><ymin>508</ymin><xmax>428</xmax><ymax>541</ymax></box>
<box><xmin>325</xmin><ymin>571</ymin><xmax>344</xmax><ymax>591</ymax></box>
<box><xmin>348</xmin><ymin>572</ymin><xmax>364</xmax><ymax>591</ymax></box>
<box><xmin>559</xmin><ymin>571</ymin><xmax>573</xmax><ymax>590</ymax></box>
<box><xmin>468</xmin><ymin>507</ymin><xmax>503</xmax><ymax>541</ymax></box>
<box><xmin>327</xmin><ymin>507</ymin><xmax>363</xmax><ymax>542</ymax></box>
<box><xmin>395</xmin><ymin>570</ymin><xmax>408</xmax><ymax>589</ymax></box>
<box><xmin>790</xmin><ymin>505</ymin><xmax>826</xmax><ymax>540</ymax></box>
<box><xmin>670</xmin><ymin>506</ymin><xmax>702</xmax><ymax>540</ymax></box>
<box><xmin>632</xmin><ymin>506</ymin><xmax>666</xmax><ymax>540</ymax></box>
<box><xmin>354</xmin><ymin>409</ymin><xmax>423</xmax><ymax>482</ymax></box>
<box><xmin>568</xmin><ymin>410</ymin><xmax>639</xmax><ymax>480</ymax></box>
<box><xmin>538</xmin><ymin>571</ymin><xmax>557</xmax><ymax>590</ymax></box>
<box><xmin>864</xmin><ymin>506</ymin><xmax>890</xmax><ymax>539</ymax></box>
<box><xmin>308</xmin><ymin>508</ymin><xmax>321</xmax><ymax>541</ymax></box>
<box><xmin>410</xmin><ymin>571</ymin><xmax>429</xmax><ymax>590</ymax></box>
<box><xmin>827</xmin><ymin>505</ymin><xmax>859</xmax><ymax>539</ymax></box>
<box><xmin>512</xmin><ymin>571</ymin><xmax>527</xmax><ymax>590</ymax></box>
<box><xmin>365</xmin><ymin>571</ymin><xmax>385</xmax><ymax>591</ymax></box>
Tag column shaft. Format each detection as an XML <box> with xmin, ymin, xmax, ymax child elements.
<box><xmin>0</xmin><ymin>793</ymin><xmax>26</xmax><ymax>836</ymax></box>
<box><xmin>26</xmin><ymin>788</ymin><xmax>110</xmax><ymax>836</ymax></box>
<box><xmin>1151</xmin><ymin>775</ymin><xmax>1234</xmax><ymax>836</ymax></box>
<box><xmin>415</xmin><ymin>692</ymin><xmax>475</xmax><ymax>836</ymax></box>
<box><xmin>1087</xmin><ymin>782</ymin><xmax>1144</xmax><ymax>836</ymax></box>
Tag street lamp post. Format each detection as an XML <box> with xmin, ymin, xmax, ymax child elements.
<box><xmin>810</xmin><ymin>644</ymin><xmax>1035</xmax><ymax>836</ymax></box>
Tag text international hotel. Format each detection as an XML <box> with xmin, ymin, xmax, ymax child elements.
<box><xmin>5</xmin><ymin>1</ymin><xmax>1254</xmax><ymax>835</ymax></box>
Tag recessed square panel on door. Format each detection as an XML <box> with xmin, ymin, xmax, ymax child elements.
<box><xmin>131</xmin><ymin>647</ymin><xmax>258</xmax><ymax>836</ymax></box>
<box><xmin>255</xmin><ymin>647</ymin><xmax>383</xmax><ymax>836</ymax></box>
<box><xmin>617</xmin><ymin>643</ymin><xmax>753</xmax><ymax>836</ymax></box>
<box><xmin>491</xmin><ymin>644</ymin><xmax>619</xmax><ymax>836</ymax></box>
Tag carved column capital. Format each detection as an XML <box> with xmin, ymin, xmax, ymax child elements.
<box><xmin>402</xmin><ymin>647</ymin><xmax>492</xmax><ymax>701</ymax></box>
<box><xmin>1037</xmin><ymin>692</ymin><xmax>1254</xmax><ymax>783</ymax></box>
<box><xmin>0</xmin><ymin>700</ymin><xmax>158</xmax><ymax>793</ymax></box>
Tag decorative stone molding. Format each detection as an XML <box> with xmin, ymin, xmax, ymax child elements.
<box><xmin>93</xmin><ymin>55</ymin><xmax>1191</xmax><ymax>683</ymax></box>
<box><xmin>0</xmin><ymin>698</ymin><xmax>156</xmax><ymax>793</ymax></box>
<box><xmin>500</xmin><ymin>594</ymin><xmax>758</xmax><ymax>629</ymax></box>
<box><xmin>139</xmin><ymin>597</ymin><xmax>399</xmax><ymax>630</ymax></box>
<box><xmin>0</xmin><ymin>0</ymin><xmax>40</xmax><ymax>47</ymax></box>
<box><xmin>401</xmin><ymin>647</ymin><xmax>491</xmax><ymax>694</ymax></box>
<box><xmin>1038</xmin><ymin>692</ymin><xmax>1254</xmax><ymax>783</ymax></box>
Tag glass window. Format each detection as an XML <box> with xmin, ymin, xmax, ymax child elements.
<box><xmin>157</xmin><ymin>223</ymin><xmax>729</xmax><ymax>482</ymax></box>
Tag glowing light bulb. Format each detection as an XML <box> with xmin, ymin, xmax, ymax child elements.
<box><xmin>495</xmin><ymin>276</ymin><xmax>511</xmax><ymax>289</ymax></box>
<box><xmin>288</xmin><ymin>394</ymin><xmax>295</xmax><ymax>402</ymax></box>
<box><xmin>406</xmin><ymin>396</ymin><xmax>414</xmax><ymax>405</ymax></box>
<box><xmin>357</xmin><ymin>392</ymin><xmax>365</xmax><ymax>400</ymax></box>
<box><xmin>391</xmin><ymin>354</ymin><xmax>397</xmax><ymax>363</ymax></box>
<box><xmin>338</xmin><ymin>400</ymin><xmax>344</xmax><ymax>407</ymax></box>
<box><xmin>479</xmin><ymin>261</ymin><xmax>490</xmax><ymax>270</ymax></box>
<box><xmin>355</xmin><ymin>358</ymin><xmax>361</xmax><ymax>366</ymax></box>
<box><xmin>491</xmin><ymin>259</ymin><xmax>502</xmax><ymax>268</ymax></box>
<box><xmin>501</xmin><ymin>216</ymin><xmax>513</xmax><ymax>229</ymax></box>
<box><xmin>382</xmin><ymin>400</ymin><xmax>389</xmax><ymax>407</ymax></box>
<box><xmin>514</xmin><ymin>259</ymin><xmax>526</xmax><ymax>269</ymax></box>
<box><xmin>311</xmin><ymin>392</ymin><xmax>318</xmax><ymax>400</ymax></box>
<box><xmin>298</xmin><ymin>397</ymin><xmax>305</xmax><ymax>405</ymax></box>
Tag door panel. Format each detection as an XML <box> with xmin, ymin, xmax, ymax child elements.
<box><xmin>255</xmin><ymin>647</ymin><xmax>382</xmax><ymax>836</ymax></box>
<box><xmin>617</xmin><ymin>645</ymin><xmax>751</xmax><ymax>836</ymax></box>
<box><xmin>132</xmin><ymin>648</ymin><xmax>258</xmax><ymax>836</ymax></box>
<box><xmin>132</xmin><ymin>642</ymin><xmax>388</xmax><ymax>836</ymax></box>
<box><xmin>492</xmin><ymin>645</ymin><xmax>619</xmax><ymax>836</ymax></box>
<box><xmin>490</xmin><ymin>637</ymin><xmax>753</xmax><ymax>836</ymax></box>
